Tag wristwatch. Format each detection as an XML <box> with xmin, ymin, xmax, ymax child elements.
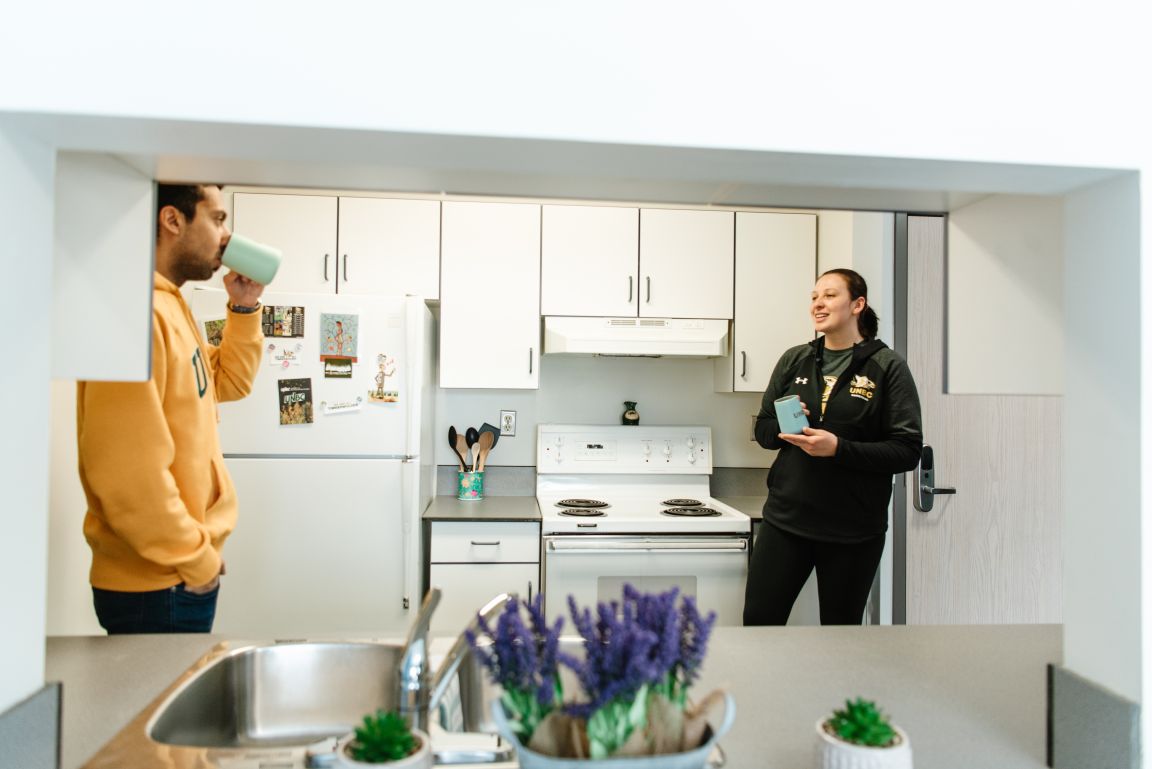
<box><xmin>229</xmin><ymin>302</ymin><xmax>261</xmax><ymax>314</ymax></box>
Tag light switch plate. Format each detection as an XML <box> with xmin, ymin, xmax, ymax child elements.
<box><xmin>499</xmin><ymin>410</ymin><xmax>517</xmax><ymax>437</ymax></box>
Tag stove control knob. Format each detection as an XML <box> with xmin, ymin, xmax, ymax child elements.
<box><xmin>688</xmin><ymin>452</ymin><xmax>697</xmax><ymax>464</ymax></box>
<box><xmin>662</xmin><ymin>442</ymin><xmax>672</xmax><ymax>457</ymax></box>
<box><xmin>642</xmin><ymin>443</ymin><xmax>651</xmax><ymax>455</ymax></box>
<box><xmin>686</xmin><ymin>437</ymin><xmax>695</xmax><ymax>450</ymax></box>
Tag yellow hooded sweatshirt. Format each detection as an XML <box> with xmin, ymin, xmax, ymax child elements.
<box><xmin>78</xmin><ymin>274</ymin><xmax>262</xmax><ymax>591</ymax></box>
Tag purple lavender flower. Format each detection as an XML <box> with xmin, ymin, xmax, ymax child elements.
<box><xmin>465</xmin><ymin>594</ymin><xmax>564</xmax><ymax>742</ymax></box>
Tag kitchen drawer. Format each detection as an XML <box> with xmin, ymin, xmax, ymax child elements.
<box><xmin>428</xmin><ymin>562</ymin><xmax>538</xmax><ymax>636</ymax></box>
<box><xmin>430</xmin><ymin>521</ymin><xmax>540</xmax><ymax>563</ymax></box>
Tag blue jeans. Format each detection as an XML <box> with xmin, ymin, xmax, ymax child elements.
<box><xmin>92</xmin><ymin>584</ymin><xmax>219</xmax><ymax>634</ymax></box>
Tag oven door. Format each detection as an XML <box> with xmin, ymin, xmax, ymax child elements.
<box><xmin>542</xmin><ymin>535</ymin><xmax>749</xmax><ymax>625</ymax></box>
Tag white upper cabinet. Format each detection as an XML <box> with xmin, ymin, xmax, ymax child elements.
<box><xmin>640</xmin><ymin>209</ymin><xmax>734</xmax><ymax>319</ymax></box>
<box><xmin>228</xmin><ymin>192</ymin><xmax>440</xmax><ymax>297</ymax></box>
<box><xmin>716</xmin><ymin>212</ymin><xmax>816</xmax><ymax>392</ymax></box>
<box><xmin>541</xmin><ymin>205</ymin><xmax>639</xmax><ymax>316</ymax></box>
<box><xmin>231</xmin><ymin>193</ymin><xmax>338</xmax><ymax>294</ymax></box>
<box><xmin>440</xmin><ymin>201</ymin><xmax>541</xmax><ymax>389</ymax></box>
<box><xmin>336</xmin><ymin>197</ymin><xmax>441</xmax><ymax>299</ymax></box>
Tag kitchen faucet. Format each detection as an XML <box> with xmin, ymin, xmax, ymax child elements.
<box><xmin>397</xmin><ymin>588</ymin><xmax>515</xmax><ymax>733</ymax></box>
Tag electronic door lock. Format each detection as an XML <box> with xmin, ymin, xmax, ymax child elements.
<box><xmin>913</xmin><ymin>445</ymin><xmax>956</xmax><ymax>513</ymax></box>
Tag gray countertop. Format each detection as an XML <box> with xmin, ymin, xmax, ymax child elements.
<box><xmin>424</xmin><ymin>495</ymin><xmax>541</xmax><ymax>522</ymax></box>
<box><xmin>47</xmin><ymin>624</ymin><xmax>1060</xmax><ymax>769</ymax></box>
<box><xmin>716</xmin><ymin>495</ymin><xmax>764</xmax><ymax>521</ymax></box>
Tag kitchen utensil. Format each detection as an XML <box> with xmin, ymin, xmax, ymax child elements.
<box><xmin>465</xmin><ymin>426</ymin><xmax>480</xmax><ymax>470</ymax></box>
<box><xmin>454</xmin><ymin>430</ymin><xmax>471</xmax><ymax>473</ymax></box>
<box><xmin>479</xmin><ymin>422</ymin><xmax>501</xmax><ymax>449</ymax></box>
<box><xmin>475</xmin><ymin>430</ymin><xmax>494</xmax><ymax>472</ymax></box>
<box><xmin>448</xmin><ymin>426</ymin><xmax>467</xmax><ymax>470</ymax></box>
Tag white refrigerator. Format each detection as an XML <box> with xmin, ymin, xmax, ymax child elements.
<box><xmin>190</xmin><ymin>288</ymin><xmax>436</xmax><ymax>637</ymax></box>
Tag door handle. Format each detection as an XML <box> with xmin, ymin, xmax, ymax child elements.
<box><xmin>913</xmin><ymin>444</ymin><xmax>957</xmax><ymax>513</ymax></box>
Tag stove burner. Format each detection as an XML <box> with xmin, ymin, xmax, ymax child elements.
<box><xmin>662</xmin><ymin>506</ymin><xmax>720</xmax><ymax>517</ymax></box>
<box><xmin>662</xmin><ymin>498</ymin><xmax>703</xmax><ymax>507</ymax></box>
<box><xmin>558</xmin><ymin>508</ymin><xmax>606</xmax><ymax>517</ymax></box>
<box><xmin>556</xmin><ymin>498</ymin><xmax>609</xmax><ymax>509</ymax></box>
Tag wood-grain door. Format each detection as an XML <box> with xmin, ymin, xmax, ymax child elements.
<box><xmin>904</xmin><ymin>215</ymin><xmax>1062</xmax><ymax>623</ymax></box>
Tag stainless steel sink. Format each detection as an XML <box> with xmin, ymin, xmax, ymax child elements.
<box><xmin>82</xmin><ymin>638</ymin><xmax>507</xmax><ymax>769</ymax></box>
<box><xmin>148</xmin><ymin>641</ymin><xmax>403</xmax><ymax>748</ymax></box>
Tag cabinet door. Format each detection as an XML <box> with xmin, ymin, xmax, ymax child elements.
<box><xmin>640</xmin><ymin>209</ymin><xmax>734</xmax><ymax>319</ymax></box>
<box><xmin>440</xmin><ymin>201</ymin><xmax>541</xmax><ymax>388</ymax></box>
<box><xmin>336</xmin><ymin>197</ymin><xmax>441</xmax><ymax>298</ymax></box>
<box><xmin>231</xmin><ymin>193</ymin><xmax>338</xmax><ymax>293</ymax></box>
<box><xmin>428</xmin><ymin>563</ymin><xmax>538</xmax><ymax>636</ymax></box>
<box><xmin>728</xmin><ymin>212</ymin><xmax>816</xmax><ymax>392</ymax></box>
<box><xmin>541</xmin><ymin>205</ymin><xmax>639</xmax><ymax>316</ymax></box>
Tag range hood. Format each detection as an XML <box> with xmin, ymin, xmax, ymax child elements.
<box><xmin>543</xmin><ymin>316</ymin><xmax>729</xmax><ymax>358</ymax></box>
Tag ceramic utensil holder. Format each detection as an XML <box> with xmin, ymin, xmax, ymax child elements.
<box><xmin>457</xmin><ymin>471</ymin><xmax>484</xmax><ymax>501</ymax></box>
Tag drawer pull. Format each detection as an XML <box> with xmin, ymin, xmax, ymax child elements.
<box><xmin>470</xmin><ymin>540</ymin><xmax>501</xmax><ymax>546</ymax></box>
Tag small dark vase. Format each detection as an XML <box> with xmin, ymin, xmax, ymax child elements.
<box><xmin>622</xmin><ymin>401</ymin><xmax>640</xmax><ymax>425</ymax></box>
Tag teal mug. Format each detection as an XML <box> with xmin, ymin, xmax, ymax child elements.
<box><xmin>222</xmin><ymin>232</ymin><xmax>282</xmax><ymax>285</ymax></box>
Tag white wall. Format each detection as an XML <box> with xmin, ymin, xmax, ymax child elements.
<box><xmin>948</xmin><ymin>195</ymin><xmax>1064</xmax><ymax>394</ymax></box>
<box><xmin>1064</xmin><ymin>173</ymin><xmax>1142</xmax><ymax>703</ymax></box>
<box><xmin>53</xmin><ymin>153</ymin><xmax>154</xmax><ymax>380</ymax></box>
<box><xmin>0</xmin><ymin>126</ymin><xmax>54</xmax><ymax>712</ymax></box>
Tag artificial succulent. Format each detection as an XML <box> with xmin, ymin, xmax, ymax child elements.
<box><xmin>826</xmin><ymin>697</ymin><xmax>898</xmax><ymax>748</ymax></box>
<box><xmin>349</xmin><ymin>709</ymin><xmax>417</xmax><ymax>763</ymax></box>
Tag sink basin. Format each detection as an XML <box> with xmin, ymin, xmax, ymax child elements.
<box><xmin>148</xmin><ymin>641</ymin><xmax>404</xmax><ymax>748</ymax></box>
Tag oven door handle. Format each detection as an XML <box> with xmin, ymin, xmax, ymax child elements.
<box><xmin>546</xmin><ymin>539</ymin><xmax>748</xmax><ymax>553</ymax></box>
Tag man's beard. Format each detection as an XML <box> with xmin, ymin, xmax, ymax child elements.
<box><xmin>170</xmin><ymin>243</ymin><xmax>219</xmax><ymax>284</ymax></box>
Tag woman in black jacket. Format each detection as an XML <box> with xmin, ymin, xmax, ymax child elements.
<box><xmin>743</xmin><ymin>268</ymin><xmax>922</xmax><ymax>625</ymax></box>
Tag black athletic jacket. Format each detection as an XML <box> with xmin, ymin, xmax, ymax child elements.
<box><xmin>755</xmin><ymin>337</ymin><xmax>923</xmax><ymax>542</ymax></box>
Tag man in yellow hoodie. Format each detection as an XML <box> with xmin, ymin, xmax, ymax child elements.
<box><xmin>77</xmin><ymin>183</ymin><xmax>264</xmax><ymax>633</ymax></box>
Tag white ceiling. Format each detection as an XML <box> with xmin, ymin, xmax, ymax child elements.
<box><xmin>5</xmin><ymin>111</ymin><xmax>1129</xmax><ymax>211</ymax></box>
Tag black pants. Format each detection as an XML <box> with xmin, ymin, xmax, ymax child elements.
<box><xmin>93</xmin><ymin>584</ymin><xmax>219</xmax><ymax>634</ymax></box>
<box><xmin>743</xmin><ymin>521</ymin><xmax>886</xmax><ymax>626</ymax></box>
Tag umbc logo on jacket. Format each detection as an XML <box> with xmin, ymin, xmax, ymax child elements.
<box><xmin>192</xmin><ymin>347</ymin><xmax>208</xmax><ymax>398</ymax></box>
<box><xmin>849</xmin><ymin>374</ymin><xmax>877</xmax><ymax>401</ymax></box>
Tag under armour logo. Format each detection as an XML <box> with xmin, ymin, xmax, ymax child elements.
<box><xmin>794</xmin><ymin>377</ymin><xmax>808</xmax><ymax>385</ymax></box>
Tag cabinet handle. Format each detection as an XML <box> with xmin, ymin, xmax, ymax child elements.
<box><xmin>470</xmin><ymin>540</ymin><xmax>501</xmax><ymax>546</ymax></box>
<box><xmin>324</xmin><ymin>254</ymin><xmax>329</xmax><ymax>282</ymax></box>
<box><xmin>741</xmin><ymin>351</ymin><xmax>747</xmax><ymax>378</ymax></box>
<box><xmin>528</xmin><ymin>580</ymin><xmax>534</xmax><ymax>602</ymax></box>
<box><xmin>343</xmin><ymin>254</ymin><xmax>348</xmax><ymax>282</ymax></box>
<box><xmin>646</xmin><ymin>276</ymin><xmax>651</xmax><ymax>304</ymax></box>
<box><xmin>529</xmin><ymin>347</ymin><xmax>534</xmax><ymax>375</ymax></box>
<box><xmin>628</xmin><ymin>276</ymin><xmax>633</xmax><ymax>303</ymax></box>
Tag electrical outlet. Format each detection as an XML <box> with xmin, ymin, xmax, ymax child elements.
<box><xmin>499</xmin><ymin>410</ymin><xmax>517</xmax><ymax>437</ymax></box>
<box><xmin>750</xmin><ymin>414</ymin><xmax>757</xmax><ymax>442</ymax></box>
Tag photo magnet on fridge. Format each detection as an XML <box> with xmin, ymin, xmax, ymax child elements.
<box><xmin>324</xmin><ymin>357</ymin><xmax>353</xmax><ymax>378</ymax></box>
<box><xmin>278</xmin><ymin>377</ymin><xmax>314</xmax><ymax>425</ymax></box>
<box><xmin>319</xmin><ymin>312</ymin><xmax>359</xmax><ymax>361</ymax></box>
<box><xmin>202</xmin><ymin>317</ymin><xmax>226</xmax><ymax>347</ymax></box>
<box><xmin>262</xmin><ymin>305</ymin><xmax>306</xmax><ymax>338</ymax></box>
<box><xmin>774</xmin><ymin>394</ymin><xmax>809</xmax><ymax>435</ymax></box>
<box><xmin>369</xmin><ymin>353</ymin><xmax>399</xmax><ymax>403</ymax></box>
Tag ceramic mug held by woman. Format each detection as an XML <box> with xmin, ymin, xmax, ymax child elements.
<box><xmin>743</xmin><ymin>268</ymin><xmax>923</xmax><ymax>626</ymax></box>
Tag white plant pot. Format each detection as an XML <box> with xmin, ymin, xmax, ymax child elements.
<box><xmin>335</xmin><ymin>728</ymin><xmax>434</xmax><ymax>769</ymax></box>
<box><xmin>815</xmin><ymin>719</ymin><xmax>912</xmax><ymax>769</ymax></box>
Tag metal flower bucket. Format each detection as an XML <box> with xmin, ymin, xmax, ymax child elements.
<box><xmin>490</xmin><ymin>693</ymin><xmax>735</xmax><ymax>769</ymax></box>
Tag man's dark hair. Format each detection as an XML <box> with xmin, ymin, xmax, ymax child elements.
<box><xmin>155</xmin><ymin>183</ymin><xmax>220</xmax><ymax>236</ymax></box>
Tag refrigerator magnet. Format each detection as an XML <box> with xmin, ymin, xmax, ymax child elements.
<box><xmin>324</xmin><ymin>357</ymin><xmax>353</xmax><ymax>378</ymax></box>
<box><xmin>319</xmin><ymin>313</ymin><xmax>359</xmax><ymax>362</ymax></box>
<box><xmin>369</xmin><ymin>354</ymin><xmax>399</xmax><ymax>403</ymax></box>
<box><xmin>267</xmin><ymin>342</ymin><xmax>304</xmax><ymax>369</ymax></box>
<box><xmin>202</xmin><ymin>317</ymin><xmax>226</xmax><ymax>347</ymax></box>
<box><xmin>277</xmin><ymin>377</ymin><xmax>314</xmax><ymax>425</ymax></box>
<box><xmin>321</xmin><ymin>396</ymin><xmax>363</xmax><ymax>416</ymax></box>
<box><xmin>262</xmin><ymin>305</ymin><xmax>306</xmax><ymax>338</ymax></box>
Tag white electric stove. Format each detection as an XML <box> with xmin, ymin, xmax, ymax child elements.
<box><xmin>536</xmin><ymin>425</ymin><xmax>751</xmax><ymax>625</ymax></box>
